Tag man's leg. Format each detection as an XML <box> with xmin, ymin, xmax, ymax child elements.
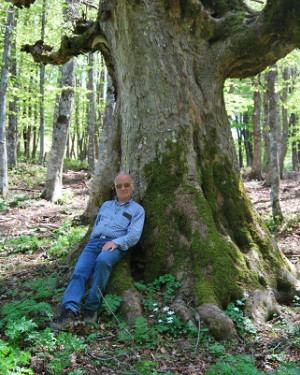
<box><xmin>84</xmin><ymin>248</ymin><xmax>125</xmax><ymax>312</ymax></box>
<box><xmin>61</xmin><ymin>237</ymin><xmax>106</xmax><ymax>314</ymax></box>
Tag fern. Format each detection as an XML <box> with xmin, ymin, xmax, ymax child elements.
<box><xmin>0</xmin><ymin>299</ymin><xmax>52</xmax><ymax>330</ymax></box>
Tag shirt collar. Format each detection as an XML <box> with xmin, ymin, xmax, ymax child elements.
<box><xmin>114</xmin><ymin>197</ymin><xmax>132</xmax><ymax>206</ymax></box>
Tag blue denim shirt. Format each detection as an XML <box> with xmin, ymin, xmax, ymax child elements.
<box><xmin>90</xmin><ymin>198</ymin><xmax>145</xmax><ymax>251</ymax></box>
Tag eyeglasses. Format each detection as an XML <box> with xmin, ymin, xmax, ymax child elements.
<box><xmin>115</xmin><ymin>182</ymin><xmax>132</xmax><ymax>189</ymax></box>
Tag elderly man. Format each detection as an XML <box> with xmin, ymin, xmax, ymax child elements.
<box><xmin>50</xmin><ymin>173</ymin><xmax>145</xmax><ymax>329</ymax></box>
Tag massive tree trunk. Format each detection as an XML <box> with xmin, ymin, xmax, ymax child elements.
<box><xmin>85</xmin><ymin>1</ymin><xmax>299</xmax><ymax>321</ymax></box>
<box><xmin>14</xmin><ymin>0</ymin><xmax>300</xmax><ymax>333</ymax></box>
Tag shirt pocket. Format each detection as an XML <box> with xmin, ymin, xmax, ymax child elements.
<box><xmin>116</xmin><ymin>214</ymin><xmax>131</xmax><ymax>230</ymax></box>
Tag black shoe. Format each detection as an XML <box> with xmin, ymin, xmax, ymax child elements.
<box><xmin>50</xmin><ymin>309</ymin><xmax>77</xmax><ymax>330</ymax></box>
<box><xmin>84</xmin><ymin>309</ymin><xmax>98</xmax><ymax>324</ymax></box>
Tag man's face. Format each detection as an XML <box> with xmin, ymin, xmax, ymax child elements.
<box><xmin>115</xmin><ymin>175</ymin><xmax>134</xmax><ymax>203</ymax></box>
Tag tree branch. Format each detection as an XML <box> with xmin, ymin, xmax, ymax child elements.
<box><xmin>21</xmin><ymin>20</ymin><xmax>116</xmax><ymax>88</ymax></box>
<box><xmin>220</xmin><ymin>0</ymin><xmax>300</xmax><ymax>78</ymax></box>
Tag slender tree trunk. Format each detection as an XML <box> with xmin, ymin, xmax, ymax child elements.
<box><xmin>38</xmin><ymin>0</ymin><xmax>46</xmax><ymax>164</ymax></box>
<box><xmin>41</xmin><ymin>58</ymin><xmax>75</xmax><ymax>202</ymax></box>
<box><xmin>290</xmin><ymin>114</ymin><xmax>299</xmax><ymax>171</ymax></box>
<box><xmin>279</xmin><ymin>67</ymin><xmax>289</xmax><ymax>177</ymax></box>
<box><xmin>87</xmin><ymin>52</ymin><xmax>96</xmax><ymax>173</ymax></box>
<box><xmin>235</xmin><ymin>117</ymin><xmax>244</xmax><ymax>169</ymax></box>
<box><xmin>250</xmin><ymin>77</ymin><xmax>262</xmax><ymax>180</ymax></box>
<box><xmin>263</xmin><ymin>89</ymin><xmax>271</xmax><ymax>185</ymax></box>
<box><xmin>7</xmin><ymin>26</ymin><xmax>18</xmax><ymax>170</ymax></box>
<box><xmin>0</xmin><ymin>6</ymin><xmax>15</xmax><ymax>197</ymax></box>
<box><xmin>31</xmin><ymin>106</ymin><xmax>38</xmax><ymax>160</ymax></box>
<box><xmin>266</xmin><ymin>65</ymin><xmax>283</xmax><ymax>219</ymax></box>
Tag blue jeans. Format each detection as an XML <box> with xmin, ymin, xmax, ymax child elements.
<box><xmin>62</xmin><ymin>237</ymin><xmax>125</xmax><ymax>314</ymax></box>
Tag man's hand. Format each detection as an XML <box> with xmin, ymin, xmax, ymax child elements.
<box><xmin>102</xmin><ymin>241</ymin><xmax>117</xmax><ymax>252</ymax></box>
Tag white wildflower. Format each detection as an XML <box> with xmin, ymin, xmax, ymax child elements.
<box><xmin>162</xmin><ymin>306</ymin><xmax>170</xmax><ymax>312</ymax></box>
<box><xmin>153</xmin><ymin>308</ymin><xmax>159</xmax><ymax>312</ymax></box>
<box><xmin>234</xmin><ymin>307</ymin><xmax>240</xmax><ymax>312</ymax></box>
<box><xmin>158</xmin><ymin>319</ymin><xmax>163</xmax><ymax>323</ymax></box>
<box><xmin>167</xmin><ymin>317</ymin><xmax>174</xmax><ymax>323</ymax></box>
<box><xmin>167</xmin><ymin>310</ymin><xmax>175</xmax><ymax>315</ymax></box>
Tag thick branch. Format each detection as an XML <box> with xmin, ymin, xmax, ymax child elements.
<box><xmin>217</xmin><ymin>0</ymin><xmax>300</xmax><ymax>78</ymax></box>
<box><xmin>21</xmin><ymin>21</ymin><xmax>116</xmax><ymax>88</ymax></box>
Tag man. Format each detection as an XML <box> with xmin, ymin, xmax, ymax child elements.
<box><xmin>50</xmin><ymin>173</ymin><xmax>145</xmax><ymax>330</ymax></box>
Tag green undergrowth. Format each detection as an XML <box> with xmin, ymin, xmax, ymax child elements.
<box><xmin>0</xmin><ymin>220</ymin><xmax>87</xmax><ymax>260</ymax></box>
<box><xmin>1</xmin><ymin>272</ymin><xmax>299</xmax><ymax>375</ymax></box>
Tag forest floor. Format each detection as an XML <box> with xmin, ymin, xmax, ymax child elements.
<box><xmin>0</xmin><ymin>165</ymin><xmax>299</xmax><ymax>375</ymax></box>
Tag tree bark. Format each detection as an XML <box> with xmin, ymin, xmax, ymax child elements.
<box><xmin>38</xmin><ymin>0</ymin><xmax>46</xmax><ymax>164</ymax></box>
<box><xmin>7</xmin><ymin>16</ymin><xmax>18</xmax><ymax>170</ymax></box>
<box><xmin>0</xmin><ymin>5</ymin><xmax>15</xmax><ymax>197</ymax></box>
<box><xmin>262</xmin><ymin>88</ymin><xmax>271</xmax><ymax>185</ymax></box>
<box><xmin>290</xmin><ymin>114</ymin><xmax>299</xmax><ymax>172</ymax></box>
<box><xmin>87</xmin><ymin>52</ymin><xmax>96</xmax><ymax>174</ymax></box>
<box><xmin>250</xmin><ymin>77</ymin><xmax>262</xmax><ymax>180</ymax></box>
<box><xmin>266</xmin><ymin>65</ymin><xmax>283</xmax><ymax>219</ymax></box>
<box><xmin>279</xmin><ymin>67</ymin><xmax>290</xmax><ymax>177</ymax></box>
<box><xmin>41</xmin><ymin>58</ymin><xmax>75</xmax><ymax>202</ymax></box>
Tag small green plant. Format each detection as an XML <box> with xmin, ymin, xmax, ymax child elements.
<box><xmin>46</xmin><ymin>332</ymin><xmax>87</xmax><ymax>375</ymax></box>
<box><xmin>135</xmin><ymin>274</ymin><xmax>181</xmax><ymax>302</ymax></box>
<box><xmin>0</xmin><ymin>299</ymin><xmax>53</xmax><ymax>330</ymax></box>
<box><xmin>5</xmin><ymin>234</ymin><xmax>40</xmax><ymax>254</ymax></box>
<box><xmin>5</xmin><ymin>317</ymin><xmax>38</xmax><ymax>346</ymax></box>
<box><xmin>135</xmin><ymin>275</ymin><xmax>187</xmax><ymax>337</ymax></box>
<box><xmin>225</xmin><ymin>298</ymin><xmax>257</xmax><ymax>338</ymax></box>
<box><xmin>0</xmin><ymin>199</ymin><xmax>10</xmax><ymax>211</ymax></box>
<box><xmin>48</xmin><ymin>223</ymin><xmax>88</xmax><ymax>258</ymax></box>
<box><xmin>208</xmin><ymin>342</ymin><xmax>226</xmax><ymax>357</ymax></box>
<box><xmin>266</xmin><ymin>215</ymin><xmax>283</xmax><ymax>233</ymax></box>
<box><xmin>8</xmin><ymin>164</ymin><xmax>46</xmax><ymax>188</ymax></box>
<box><xmin>64</xmin><ymin>158</ymin><xmax>89</xmax><ymax>171</ymax></box>
<box><xmin>100</xmin><ymin>293</ymin><xmax>122</xmax><ymax>315</ymax></box>
<box><xmin>0</xmin><ymin>339</ymin><xmax>33</xmax><ymax>375</ymax></box>
<box><xmin>132</xmin><ymin>317</ymin><xmax>160</xmax><ymax>349</ymax></box>
<box><xmin>292</xmin><ymin>295</ymin><xmax>300</xmax><ymax>307</ymax></box>
<box><xmin>205</xmin><ymin>354</ymin><xmax>261</xmax><ymax>375</ymax></box>
<box><xmin>23</xmin><ymin>276</ymin><xmax>59</xmax><ymax>300</ymax></box>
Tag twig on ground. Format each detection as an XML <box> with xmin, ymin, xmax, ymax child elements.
<box><xmin>187</xmin><ymin>301</ymin><xmax>201</xmax><ymax>354</ymax></box>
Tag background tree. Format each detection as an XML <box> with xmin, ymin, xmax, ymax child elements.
<box><xmin>250</xmin><ymin>77</ymin><xmax>262</xmax><ymax>180</ymax></box>
<box><xmin>266</xmin><ymin>65</ymin><xmax>283</xmax><ymax>219</ymax></box>
<box><xmin>6</xmin><ymin>10</ymin><xmax>18</xmax><ymax>169</ymax></box>
<box><xmin>9</xmin><ymin>0</ymin><xmax>300</xmax><ymax>334</ymax></box>
<box><xmin>41</xmin><ymin>57</ymin><xmax>75</xmax><ymax>202</ymax></box>
<box><xmin>87</xmin><ymin>52</ymin><xmax>96</xmax><ymax>174</ymax></box>
<box><xmin>0</xmin><ymin>5</ymin><xmax>15</xmax><ymax>197</ymax></box>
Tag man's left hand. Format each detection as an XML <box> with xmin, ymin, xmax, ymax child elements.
<box><xmin>102</xmin><ymin>241</ymin><xmax>117</xmax><ymax>252</ymax></box>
